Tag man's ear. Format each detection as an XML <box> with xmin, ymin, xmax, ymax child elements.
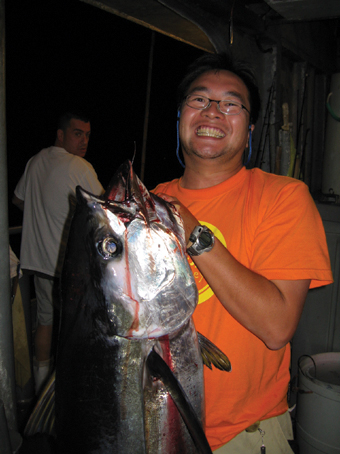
<box><xmin>246</xmin><ymin>125</ymin><xmax>255</xmax><ymax>144</ymax></box>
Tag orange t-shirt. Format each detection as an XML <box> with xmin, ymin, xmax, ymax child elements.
<box><xmin>153</xmin><ymin>166</ymin><xmax>333</xmax><ymax>450</ymax></box>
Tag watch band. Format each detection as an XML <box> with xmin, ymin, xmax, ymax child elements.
<box><xmin>187</xmin><ymin>225</ymin><xmax>215</xmax><ymax>256</ymax></box>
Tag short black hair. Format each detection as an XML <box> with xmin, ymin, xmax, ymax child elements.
<box><xmin>57</xmin><ymin>111</ymin><xmax>90</xmax><ymax>132</ymax></box>
<box><xmin>177</xmin><ymin>53</ymin><xmax>261</xmax><ymax>124</ymax></box>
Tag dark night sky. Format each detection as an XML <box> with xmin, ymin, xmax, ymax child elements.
<box><xmin>5</xmin><ymin>0</ymin><xmax>202</xmax><ymax>231</ymax></box>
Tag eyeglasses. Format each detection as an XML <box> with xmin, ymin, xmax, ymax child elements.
<box><xmin>185</xmin><ymin>94</ymin><xmax>250</xmax><ymax>116</ymax></box>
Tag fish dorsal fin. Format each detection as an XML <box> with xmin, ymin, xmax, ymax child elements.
<box><xmin>104</xmin><ymin>160</ymin><xmax>157</xmax><ymax>224</ymax></box>
<box><xmin>24</xmin><ymin>370</ymin><xmax>56</xmax><ymax>437</ymax></box>
<box><xmin>197</xmin><ymin>332</ymin><xmax>231</xmax><ymax>372</ymax></box>
<box><xmin>104</xmin><ymin>160</ymin><xmax>130</xmax><ymax>203</ymax></box>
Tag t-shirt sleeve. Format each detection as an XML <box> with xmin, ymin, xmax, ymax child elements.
<box><xmin>152</xmin><ymin>182</ymin><xmax>170</xmax><ymax>194</ymax></box>
<box><xmin>14</xmin><ymin>175</ymin><xmax>25</xmax><ymax>200</ymax></box>
<box><xmin>14</xmin><ymin>159</ymin><xmax>32</xmax><ymax>201</ymax></box>
<box><xmin>79</xmin><ymin>165</ymin><xmax>104</xmax><ymax>195</ymax></box>
<box><xmin>250</xmin><ymin>181</ymin><xmax>333</xmax><ymax>289</ymax></box>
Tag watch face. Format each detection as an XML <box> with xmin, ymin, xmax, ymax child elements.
<box><xmin>198</xmin><ymin>231</ymin><xmax>213</xmax><ymax>248</ymax></box>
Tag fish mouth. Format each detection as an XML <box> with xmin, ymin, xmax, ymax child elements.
<box><xmin>196</xmin><ymin>126</ymin><xmax>225</xmax><ymax>138</ymax></box>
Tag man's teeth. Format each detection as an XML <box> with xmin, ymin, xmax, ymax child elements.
<box><xmin>196</xmin><ymin>127</ymin><xmax>225</xmax><ymax>138</ymax></box>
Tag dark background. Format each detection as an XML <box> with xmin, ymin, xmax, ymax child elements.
<box><xmin>5</xmin><ymin>0</ymin><xmax>202</xmax><ymax>232</ymax></box>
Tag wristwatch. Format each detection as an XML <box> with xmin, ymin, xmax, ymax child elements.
<box><xmin>186</xmin><ymin>225</ymin><xmax>215</xmax><ymax>256</ymax></box>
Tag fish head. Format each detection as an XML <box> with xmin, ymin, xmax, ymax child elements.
<box><xmin>74</xmin><ymin>161</ymin><xmax>197</xmax><ymax>339</ymax></box>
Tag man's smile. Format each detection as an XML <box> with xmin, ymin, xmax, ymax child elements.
<box><xmin>196</xmin><ymin>126</ymin><xmax>226</xmax><ymax>138</ymax></box>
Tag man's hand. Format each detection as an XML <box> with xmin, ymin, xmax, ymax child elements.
<box><xmin>157</xmin><ymin>193</ymin><xmax>199</xmax><ymax>244</ymax></box>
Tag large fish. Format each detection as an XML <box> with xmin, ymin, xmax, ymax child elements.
<box><xmin>25</xmin><ymin>160</ymin><xmax>230</xmax><ymax>453</ymax></box>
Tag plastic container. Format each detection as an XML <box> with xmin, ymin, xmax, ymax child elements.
<box><xmin>296</xmin><ymin>352</ymin><xmax>340</xmax><ymax>453</ymax></box>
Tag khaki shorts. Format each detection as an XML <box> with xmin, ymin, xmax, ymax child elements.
<box><xmin>34</xmin><ymin>274</ymin><xmax>59</xmax><ymax>325</ymax></box>
<box><xmin>213</xmin><ymin>411</ymin><xmax>294</xmax><ymax>454</ymax></box>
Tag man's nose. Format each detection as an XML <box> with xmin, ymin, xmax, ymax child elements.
<box><xmin>202</xmin><ymin>100</ymin><xmax>223</xmax><ymax>117</ymax></box>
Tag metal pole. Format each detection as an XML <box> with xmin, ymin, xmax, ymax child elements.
<box><xmin>140</xmin><ymin>31</ymin><xmax>155</xmax><ymax>182</ymax></box>
<box><xmin>0</xmin><ymin>0</ymin><xmax>19</xmax><ymax>437</ymax></box>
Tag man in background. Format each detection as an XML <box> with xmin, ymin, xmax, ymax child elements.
<box><xmin>13</xmin><ymin>111</ymin><xmax>104</xmax><ymax>395</ymax></box>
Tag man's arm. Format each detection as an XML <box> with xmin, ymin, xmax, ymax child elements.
<box><xmin>194</xmin><ymin>238</ymin><xmax>310</xmax><ymax>350</ymax></box>
<box><xmin>12</xmin><ymin>195</ymin><xmax>24</xmax><ymax>211</ymax></box>
<box><xmin>158</xmin><ymin>193</ymin><xmax>310</xmax><ymax>351</ymax></box>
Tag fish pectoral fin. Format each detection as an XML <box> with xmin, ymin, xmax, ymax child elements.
<box><xmin>146</xmin><ymin>348</ymin><xmax>213</xmax><ymax>454</ymax></box>
<box><xmin>197</xmin><ymin>332</ymin><xmax>232</xmax><ymax>372</ymax></box>
<box><xmin>24</xmin><ymin>369</ymin><xmax>56</xmax><ymax>437</ymax></box>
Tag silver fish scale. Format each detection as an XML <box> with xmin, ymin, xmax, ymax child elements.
<box><xmin>144</xmin><ymin>320</ymin><xmax>204</xmax><ymax>454</ymax></box>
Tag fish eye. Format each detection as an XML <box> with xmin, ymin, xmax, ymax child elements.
<box><xmin>97</xmin><ymin>237</ymin><xmax>121</xmax><ymax>259</ymax></box>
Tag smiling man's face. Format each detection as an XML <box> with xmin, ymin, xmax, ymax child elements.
<box><xmin>179</xmin><ymin>70</ymin><xmax>251</xmax><ymax>165</ymax></box>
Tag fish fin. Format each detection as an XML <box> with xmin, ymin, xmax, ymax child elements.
<box><xmin>24</xmin><ymin>370</ymin><xmax>56</xmax><ymax>437</ymax></box>
<box><xmin>197</xmin><ymin>332</ymin><xmax>232</xmax><ymax>372</ymax></box>
<box><xmin>146</xmin><ymin>348</ymin><xmax>213</xmax><ymax>454</ymax></box>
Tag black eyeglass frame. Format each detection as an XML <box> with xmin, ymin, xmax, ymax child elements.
<box><xmin>184</xmin><ymin>94</ymin><xmax>251</xmax><ymax>116</ymax></box>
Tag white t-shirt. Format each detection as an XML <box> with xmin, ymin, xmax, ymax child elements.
<box><xmin>14</xmin><ymin>146</ymin><xmax>104</xmax><ymax>277</ymax></box>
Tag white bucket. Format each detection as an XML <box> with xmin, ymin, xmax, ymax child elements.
<box><xmin>296</xmin><ymin>352</ymin><xmax>340</xmax><ymax>454</ymax></box>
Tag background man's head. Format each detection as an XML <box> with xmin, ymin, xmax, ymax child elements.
<box><xmin>55</xmin><ymin>111</ymin><xmax>91</xmax><ymax>157</ymax></box>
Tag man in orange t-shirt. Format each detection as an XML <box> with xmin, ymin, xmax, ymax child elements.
<box><xmin>154</xmin><ymin>53</ymin><xmax>333</xmax><ymax>453</ymax></box>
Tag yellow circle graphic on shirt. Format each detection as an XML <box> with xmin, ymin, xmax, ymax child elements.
<box><xmin>188</xmin><ymin>221</ymin><xmax>227</xmax><ymax>305</ymax></box>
